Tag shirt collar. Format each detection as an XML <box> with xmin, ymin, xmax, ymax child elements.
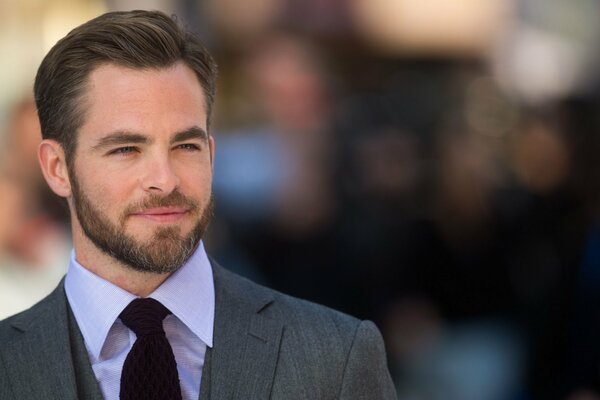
<box><xmin>65</xmin><ymin>241</ymin><xmax>215</xmax><ymax>360</ymax></box>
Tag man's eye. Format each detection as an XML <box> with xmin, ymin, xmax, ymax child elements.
<box><xmin>178</xmin><ymin>143</ymin><xmax>200</xmax><ymax>151</ymax></box>
<box><xmin>109</xmin><ymin>146</ymin><xmax>137</xmax><ymax>155</ymax></box>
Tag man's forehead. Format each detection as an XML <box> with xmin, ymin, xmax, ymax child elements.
<box><xmin>78</xmin><ymin>62</ymin><xmax>208</xmax><ymax>141</ymax></box>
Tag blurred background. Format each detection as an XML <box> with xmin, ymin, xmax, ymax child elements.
<box><xmin>2</xmin><ymin>0</ymin><xmax>600</xmax><ymax>399</ymax></box>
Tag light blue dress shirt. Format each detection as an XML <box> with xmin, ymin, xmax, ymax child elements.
<box><xmin>65</xmin><ymin>241</ymin><xmax>215</xmax><ymax>400</ymax></box>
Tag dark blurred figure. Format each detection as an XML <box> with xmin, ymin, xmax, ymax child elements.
<box><xmin>536</xmin><ymin>96</ymin><xmax>600</xmax><ymax>400</ymax></box>
<box><xmin>211</xmin><ymin>33</ymin><xmax>339</xmax><ymax>306</ymax></box>
<box><xmin>334</xmin><ymin>66</ymin><xmax>528</xmax><ymax>399</ymax></box>
<box><xmin>333</xmin><ymin>68</ymin><xmax>441</xmax><ymax>321</ymax></box>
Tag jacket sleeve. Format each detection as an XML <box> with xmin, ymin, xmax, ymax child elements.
<box><xmin>338</xmin><ymin>320</ymin><xmax>398</xmax><ymax>400</ymax></box>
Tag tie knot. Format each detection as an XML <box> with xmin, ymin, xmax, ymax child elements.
<box><xmin>120</xmin><ymin>298</ymin><xmax>171</xmax><ymax>336</ymax></box>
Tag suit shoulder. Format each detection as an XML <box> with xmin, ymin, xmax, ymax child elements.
<box><xmin>215</xmin><ymin>263</ymin><xmax>364</xmax><ymax>339</ymax></box>
<box><xmin>0</xmin><ymin>284</ymin><xmax>64</xmax><ymax>342</ymax></box>
<box><xmin>0</xmin><ymin>313</ymin><xmax>18</xmax><ymax>341</ymax></box>
<box><xmin>272</xmin><ymin>288</ymin><xmax>362</xmax><ymax>335</ymax></box>
<box><xmin>0</xmin><ymin>304</ymin><xmax>35</xmax><ymax>341</ymax></box>
<box><xmin>214</xmin><ymin>266</ymin><xmax>396</xmax><ymax>397</ymax></box>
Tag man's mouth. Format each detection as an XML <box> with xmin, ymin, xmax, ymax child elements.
<box><xmin>130</xmin><ymin>207</ymin><xmax>190</xmax><ymax>223</ymax></box>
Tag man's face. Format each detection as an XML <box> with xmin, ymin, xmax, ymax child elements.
<box><xmin>68</xmin><ymin>62</ymin><xmax>214</xmax><ymax>274</ymax></box>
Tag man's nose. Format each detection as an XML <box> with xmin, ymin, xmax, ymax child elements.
<box><xmin>141</xmin><ymin>154</ymin><xmax>180</xmax><ymax>194</ymax></box>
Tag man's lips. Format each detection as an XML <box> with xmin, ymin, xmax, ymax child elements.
<box><xmin>130</xmin><ymin>207</ymin><xmax>190</xmax><ymax>223</ymax></box>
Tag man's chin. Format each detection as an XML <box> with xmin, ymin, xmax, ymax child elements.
<box><xmin>116</xmin><ymin>247</ymin><xmax>190</xmax><ymax>275</ymax></box>
<box><xmin>126</xmin><ymin>221</ymin><xmax>192</xmax><ymax>239</ymax></box>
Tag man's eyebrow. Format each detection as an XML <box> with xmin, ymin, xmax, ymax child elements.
<box><xmin>92</xmin><ymin>132</ymin><xmax>149</xmax><ymax>151</ymax></box>
<box><xmin>171</xmin><ymin>127</ymin><xmax>208</xmax><ymax>144</ymax></box>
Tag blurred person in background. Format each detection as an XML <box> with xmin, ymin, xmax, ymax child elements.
<box><xmin>488</xmin><ymin>1</ymin><xmax>600</xmax><ymax>396</ymax></box>
<box><xmin>0</xmin><ymin>97</ymin><xmax>69</xmax><ymax>319</ymax></box>
<box><xmin>333</xmin><ymin>68</ymin><xmax>528</xmax><ymax>399</ymax></box>
<box><xmin>212</xmin><ymin>32</ymin><xmax>340</xmax><ymax>308</ymax></box>
<box><xmin>531</xmin><ymin>97</ymin><xmax>600</xmax><ymax>400</ymax></box>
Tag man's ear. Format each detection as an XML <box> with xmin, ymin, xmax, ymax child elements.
<box><xmin>38</xmin><ymin>139</ymin><xmax>72</xmax><ymax>198</ymax></box>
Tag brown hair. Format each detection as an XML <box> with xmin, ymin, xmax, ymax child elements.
<box><xmin>34</xmin><ymin>10</ymin><xmax>218</xmax><ymax>165</ymax></box>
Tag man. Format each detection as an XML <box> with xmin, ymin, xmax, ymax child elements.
<box><xmin>0</xmin><ymin>10</ymin><xmax>397</xmax><ymax>400</ymax></box>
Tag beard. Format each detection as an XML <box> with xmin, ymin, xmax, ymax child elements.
<box><xmin>70</xmin><ymin>172</ymin><xmax>213</xmax><ymax>275</ymax></box>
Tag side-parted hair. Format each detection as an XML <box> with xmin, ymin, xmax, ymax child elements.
<box><xmin>34</xmin><ymin>9</ymin><xmax>218</xmax><ymax>165</ymax></box>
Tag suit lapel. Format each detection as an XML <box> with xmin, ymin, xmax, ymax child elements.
<box><xmin>235</xmin><ymin>313</ymin><xmax>284</xmax><ymax>398</ymax></box>
<box><xmin>204</xmin><ymin>263</ymin><xmax>283</xmax><ymax>400</ymax></box>
<box><xmin>2</xmin><ymin>283</ymin><xmax>79</xmax><ymax>400</ymax></box>
<box><xmin>3</xmin><ymin>263</ymin><xmax>284</xmax><ymax>400</ymax></box>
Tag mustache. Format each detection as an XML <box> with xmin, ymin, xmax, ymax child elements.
<box><xmin>121</xmin><ymin>190</ymin><xmax>199</xmax><ymax>217</ymax></box>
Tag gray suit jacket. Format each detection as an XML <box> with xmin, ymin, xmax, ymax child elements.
<box><xmin>0</xmin><ymin>262</ymin><xmax>397</xmax><ymax>399</ymax></box>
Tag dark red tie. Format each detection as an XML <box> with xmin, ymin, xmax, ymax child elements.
<box><xmin>119</xmin><ymin>298</ymin><xmax>182</xmax><ymax>400</ymax></box>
